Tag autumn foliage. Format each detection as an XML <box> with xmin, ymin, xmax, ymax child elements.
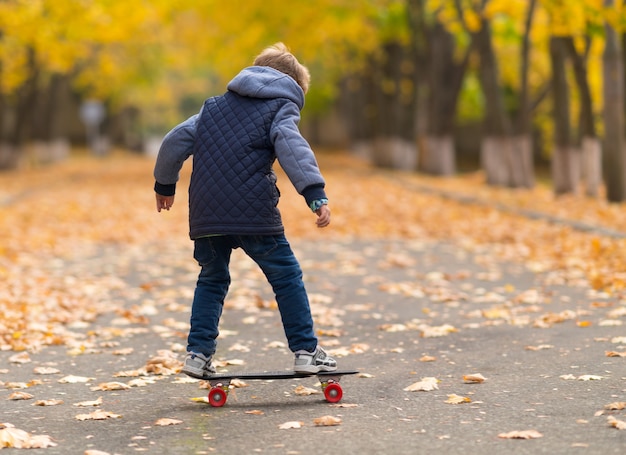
<box><xmin>1</xmin><ymin>151</ymin><xmax>626</xmax><ymax>353</ymax></box>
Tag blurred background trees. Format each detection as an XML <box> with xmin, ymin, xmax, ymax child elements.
<box><xmin>0</xmin><ymin>0</ymin><xmax>625</xmax><ymax>202</ymax></box>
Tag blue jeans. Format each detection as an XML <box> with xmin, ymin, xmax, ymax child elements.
<box><xmin>187</xmin><ymin>234</ymin><xmax>318</xmax><ymax>357</ymax></box>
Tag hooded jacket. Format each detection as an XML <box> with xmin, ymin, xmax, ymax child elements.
<box><xmin>153</xmin><ymin>66</ymin><xmax>327</xmax><ymax>239</ymax></box>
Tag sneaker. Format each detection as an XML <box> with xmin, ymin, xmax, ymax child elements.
<box><xmin>294</xmin><ymin>346</ymin><xmax>337</xmax><ymax>373</ymax></box>
<box><xmin>181</xmin><ymin>352</ymin><xmax>216</xmax><ymax>378</ymax></box>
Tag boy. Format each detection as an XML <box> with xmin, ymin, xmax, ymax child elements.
<box><xmin>153</xmin><ymin>43</ymin><xmax>337</xmax><ymax>377</ymax></box>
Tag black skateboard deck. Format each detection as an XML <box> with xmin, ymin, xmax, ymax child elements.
<box><xmin>193</xmin><ymin>369</ymin><xmax>359</xmax><ymax>407</ymax></box>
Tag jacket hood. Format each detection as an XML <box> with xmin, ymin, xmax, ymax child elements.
<box><xmin>227</xmin><ymin>66</ymin><xmax>304</xmax><ymax>109</ymax></box>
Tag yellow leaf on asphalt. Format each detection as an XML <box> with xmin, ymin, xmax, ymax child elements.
<box><xmin>90</xmin><ymin>381</ymin><xmax>131</xmax><ymax>391</ymax></box>
<box><xmin>445</xmin><ymin>394</ymin><xmax>471</xmax><ymax>404</ymax></box>
<box><xmin>607</xmin><ymin>416</ymin><xmax>626</xmax><ymax>430</ymax></box>
<box><xmin>498</xmin><ymin>430</ymin><xmax>543</xmax><ymax>439</ymax></box>
<box><xmin>8</xmin><ymin>353</ymin><xmax>31</xmax><ymax>364</ymax></box>
<box><xmin>294</xmin><ymin>385</ymin><xmax>321</xmax><ymax>396</ymax></box>
<box><xmin>404</xmin><ymin>377</ymin><xmax>439</xmax><ymax>392</ymax></box>
<box><xmin>4</xmin><ymin>382</ymin><xmax>29</xmax><ymax>389</ymax></box>
<box><xmin>154</xmin><ymin>418</ymin><xmax>182</xmax><ymax>426</ymax></box>
<box><xmin>605</xmin><ymin>402</ymin><xmax>626</xmax><ymax>410</ymax></box>
<box><xmin>8</xmin><ymin>391</ymin><xmax>33</xmax><ymax>400</ymax></box>
<box><xmin>313</xmin><ymin>416</ymin><xmax>342</xmax><ymax>426</ymax></box>
<box><xmin>75</xmin><ymin>411</ymin><xmax>121</xmax><ymax>421</ymax></box>
<box><xmin>73</xmin><ymin>397</ymin><xmax>103</xmax><ymax>407</ymax></box>
<box><xmin>463</xmin><ymin>373</ymin><xmax>487</xmax><ymax>384</ymax></box>
<box><xmin>278</xmin><ymin>421</ymin><xmax>304</xmax><ymax>430</ymax></box>
<box><xmin>33</xmin><ymin>367</ymin><xmax>60</xmax><ymax>375</ymax></box>
<box><xmin>606</xmin><ymin>351</ymin><xmax>626</xmax><ymax>357</ymax></box>
<box><xmin>32</xmin><ymin>399</ymin><xmax>64</xmax><ymax>406</ymax></box>
<box><xmin>0</xmin><ymin>423</ymin><xmax>57</xmax><ymax>448</ymax></box>
<box><xmin>58</xmin><ymin>375</ymin><xmax>93</xmax><ymax>384</ymax></box>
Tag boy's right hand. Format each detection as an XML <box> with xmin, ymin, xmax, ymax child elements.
<box><xmin>156</xmin><ymin>193</ymin><xmax>175</xmax><ymax>212</ymax></box>
<box><xmin>315</xmin><ymin>204</ymin><xmax>331</xmax><ymax>228</ymax></box>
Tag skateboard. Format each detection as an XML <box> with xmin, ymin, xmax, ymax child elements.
<box><xmin>195</xmin><ymin>369</ymin><xmax>359</xmax><ymax>407</ymax></box>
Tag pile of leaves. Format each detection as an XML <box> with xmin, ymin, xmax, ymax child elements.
<box><xmin>1</xmin><ymin>150</ymin><xmax>626</xmax><ymax>353</ymax></box>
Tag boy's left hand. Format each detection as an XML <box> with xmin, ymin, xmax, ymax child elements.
<box><xmin>315</xmin><ymin>204</ymin><xmax>331</xmax><ymax>228</ymax></box>
<box><xmin>156</xmin><ymin>193</ymin><xmax>175</xmax><ymax>212</ymax></box>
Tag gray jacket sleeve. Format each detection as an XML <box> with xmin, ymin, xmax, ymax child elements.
<box><xmin>270</xmin><ymin>102</ymin><xmax>326</xmax><ymax>204</ymax></box>
<box><xmin>153</xmin><ymin>114</ymin><xmax>198</xmax><ymax>194</ymax></box>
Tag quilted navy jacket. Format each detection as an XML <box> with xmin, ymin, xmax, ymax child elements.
<box><xmin>154</xmin><ymin>66</ymin><xmax>327</xmax><ymax>239</ymax></box>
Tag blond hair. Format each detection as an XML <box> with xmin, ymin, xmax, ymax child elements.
<box><xmin>253</xmin><ymin>43</ymin><xmax>311</xmax><ymax>94</ymax></box>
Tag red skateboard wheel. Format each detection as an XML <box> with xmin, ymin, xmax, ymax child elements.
<box><xmin>323</xmin><ymin>383</ymin><xmax>343</xmax><ymax>403</ymax></box>
<box><xmin>208</xmin><ymin>387</ymin><xmax>227</xmax><ymax>407</ymax></box>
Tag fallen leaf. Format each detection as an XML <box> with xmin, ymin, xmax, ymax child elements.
<box><xmin>73</xmin><ymin>397</ymin><xmax>103</xmax><ymax>407</ymax></box>
<box><xmin>33</xmin><ymin>367</ymin><xmax>60</xmax><ymax>375</ymax></box>
<box><xmin>4</xmin><ymin>382</ymin><xmax>29</xmax><ymax>389</ymax></box>
<box><xmin>8</xmin><ymin>392</ymin><xmax>33</xmax><ymax>401</ymax></box>
<box><xmin>154</xmin><ymin>418</ymin><xmax>182</xmax><ymax>426</ymax></box>
<box><xmin>420</xmin><ymin>324</ymin><xmax>457</xmax><ymax>338</ymax></box>
<box><xmin>75</xmin><ymin>411</ymin><xmax>122</xmax><ymax>421</ymax></box>
<box><xmin>90</xmin><ymin>381</ymin><xmax>131</xmax><ymax>391</ymax></box>
<box><xmin>294</xmin><ymin>385</ymin><xmax>321</xmax><ymax>396</ymax></box>
<box><xmin>404</xmin><ymin>377</ymin><xmax>439</xmax><ymax>392</ymax></box>
<box><xmin>463</xmin><ymin>373</ymin><xmax>487</xmax><ymax>384</ymax></box>
<box><xmin>32</xmin><ymin>399</ymin><xmax>64</xmax><ymax>406</ymax></box>
<box><xmin>498</xmin><ymin>430</ymin><xmax>543</xmax><ymax>439</ymax></box>
<box><xmin>313</xmin><ymin>415</ymin><xmax>342</xmax><ymax>426</ymax></box>
<box><xmin>445</xmin><ymin>394</ymin><xmax>471</xmax><ymax>404</ymax></box>
<box><xmin>58</xmin><ymin>375</ymin><xmax>94</xmax><ymax>384</ymax></box>
<box><xmin>605</xmin><ymin>351</ymin><xmax>626</xmax><ymax>357</ymax></box>
<box><xmin>0</xmin><ymin>423</ymin><xmax>57</xmax><ymax>448</ymax></box>
<box><xmin>245</xmin><ymin>410</ymin><xmax>265</xmax><ymax>415</ymax></box>
<box><xmin>605</xmin><ymin>402</ymin><xmax>626</xmax><ymax>410</ymax></box>
<box><xmin>607</xmin><ymin>416</ymin><xmax>626</xmax><ymax>430</ymax></box>
<box><xmin>419</xmin><ymin>355</ymin><xmax>437</xmax><ymax>362</ymax></box>
<box><xmin>524</xmin><ymin>344</ymin><xmax>554</xmax><ymax>351</ymax></box>
<box><xmin>577</xmin><ymin>375</ymin><xmax>603</xmax><ymax>381</ymax></box>
<box><xmin>8</xmin><ymin>353</ymin><xmax>31</xmax><ymax>364</ymax></box>
<box><xmin>278</xmin><ymin>421</ymin><xmax>304</xmax><ymax>430</ymax></box>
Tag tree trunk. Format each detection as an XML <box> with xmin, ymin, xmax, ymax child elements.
<box><xmin>371</xmin><ymin>41</ymin><xmax>418</xmax><ymax>170</ymax></box>
<box><xmin>481</xmin><ymin>136</ymin><xmax>513</xmax><ymax>186</ymax></box>
<box><xmin>581</xmin><ymin>136</ymin><xmax>602</xmax><ymax>197</ymax></box>
<box><xmin>408</xmin><ymin>0</ymin><xmax>473</xmax><ymax>176</ymax></box>
<box><xmin>603</xmin><ymin>0</ymin><xmax>625</xmax><ymax>202</ymax></box>
<box><xmin>564</xmin><ymin>36</ymin><xmax>601</xmax><ymax>197</ymax></box>
<box><xmin>550</xmin><ymin>36</ymin><xmax>579</xmax><ymax>194</ymax></box>
<box><xmin>422</xmin><ymin>135</ymin><xmax>455</xmax><ymax>175</ymax></box>
<box><xmin>339</xmin><ymin>66</ymin><xmax>377</xmax><ymax>161</ymax></box>
<box><xmin>474</xmin><ymin>18</ymin><xmax>512</xmax><ymax>186</ymax></box>
<box><xmin>511</xmin><ymin>0</ymin><xmax>537</xmax><ymax>188</ymax></box>
<box><xmin>509</xmin><ymin>135</ymin><xmax>534</xmax><ymax>188</ymax></box>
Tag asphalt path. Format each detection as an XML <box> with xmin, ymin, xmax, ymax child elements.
<box><xmin>2</xmin><ymin>238</ymin><xmax>625</xmax><ymax>454</ymax></box>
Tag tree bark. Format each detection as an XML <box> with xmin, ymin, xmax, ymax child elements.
<box><xmin>550</xmin><ymin>36</ymin><xmax>579</xmax><ymax>195</ymax></box>
<box><xmin>565</xmin><ymin>36</ymin><xmax>601</xmax><ymax>197</ymax></box>
<box><xmin>370</xmin><ymin>41</ymin><xmax>418</xmax><ymax>170</ymax></box>
<box><xmin>510</xmin><ymin>0</ymin><xmax>537</xmax><ymax>188</ymax></box>
<box><xmin>603</xmin><ymin>0</ymin><xmax>625</xmax><ymax>202</ymax></box>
